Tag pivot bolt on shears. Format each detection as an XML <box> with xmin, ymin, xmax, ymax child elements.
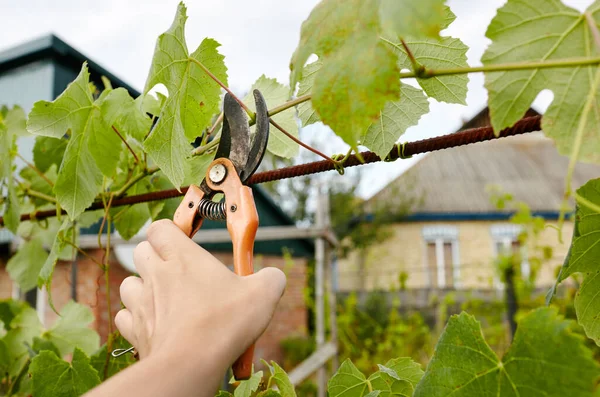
<box><xmin>112</xmin><ymin>90</ymin><xmax>270</xmax><ymax>381</ymax></box>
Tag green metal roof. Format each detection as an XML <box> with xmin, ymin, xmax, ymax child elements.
<box><xmin>0</xmin><ymin>35</ymin><xmax>314</xmax><ymax>257</ymax></box>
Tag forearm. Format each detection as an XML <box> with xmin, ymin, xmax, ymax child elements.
<box><xmin>84</xmin><ymin>348</ymin><xmax>225</xmax><ymax>397</ymax></box>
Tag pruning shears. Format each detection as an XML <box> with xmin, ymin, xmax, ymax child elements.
<box><xmin>173</xmin><ymin>90</ymin><xmax>270</xmax><ymax>380</ymax></box>
<box><xmin>112</xmin><ymin>91</ymin><xmax>270</xmax><ymax>380</ymax></box>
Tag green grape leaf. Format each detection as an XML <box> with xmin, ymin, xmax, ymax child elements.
<box><xmin>328</xmin><ymin>359</ymin><xmax>369</xmax><ymax>397</ymax></box>
<box><xmin>112</xmin><ymin>179</ymin><xmax>151</xmax><ymax>240</ymax></box>
<box><xmin>30</xmin><ymin>348</ymin><xmax>100</xmax><ymax>397</ymax></box>
<box><xmin>31</xmin><ymin>337</ymin><xmax>60</xmax><ymax>357</ymax></box>
<box><xmin>362</xmin><ymin>83</ymin><xmax>429</xmax><ymax>156</ymax></box>
<box><xmin>244</xmin><ymin>75</ymin><xmax>298</xmax><ymax>158</ymax></box>
<box><xmin>88</xmin><ymin>89</ymin><xmax>124</xmax><ymax>177</ymax></box>
<box><xmin>33</xmin><ymin>136</ymin><xmax>67</xmax><ymax>173</ymax></box>
<box><xmin>482</xmin><ymin>0</ymin><xmax>600</xmax><ymax>162</ymax></box>
<box><xmin>7</xmin><ymin>238</ymin><xmax>48</xmax><ymax>291</ymax></box>
<box><xmin>265</xmin><ymin>361</ymin><xmax>296</xmax><ymax>397</ymax></box>
<box><xmin>19</xmin><ymin>164</ymin><xmax>57</xmax><ymax>208</ymax></box>
<box><xmin>54</xmin><ymin>128</ymin><xmax>103</xmax><ymax>219</ymax></box>
<box><xmin>4</xmin><ymin>178</ymin><xmax>20</xmax><ymax>234</ymax></box>
<box><xmin>4</xmin><ymin>307</ymin><xmax>43</xmax><ymax>376</ymax></box>
<box><xmin>27</xmin><ymin>63</ymin><xmax>94</xmax><ymax>139</ymax></box>
<box><xmin>0</xmin><ymin>300</ymin><xmax>27</xmax><ymax>331</ymax></box>
<box><xmin>379</xmin><ymin>0</ymin><xmax>446</xmax><ymax>39</ymax></box>
<box><xmin>380</xmin><ymin>358</ymin><xmax>423</xmax><ymax>388</ymax></box>
<box><xmin>414</xmin><ymin>308</ymin><xmax>598</xmax><ymax>397</ymax></box>
<box><xmin>234</xmin><ymin>370</ymin><xmax>263</xmax><ymax>397</ymax></box>
<box><xmin>0</xmin><ymin>339</ymin><xmax>10</xmax><ymax>374</ymax></box>
<box><xmin>143</xmin><ymin>3</ymin><xmax>227</xmax><ymax>187</ymax></box>
<box><xmin>5</xmin><ymin>106</ymin><xmax>28</xmax><ymax>137</ymax></box>
<box><xmin>296</xmin><ymin>61</ymin><xmax>322</xmax><ymax>127</ymax></box>
<box><xmin>142</xmin><ymin>93</ymin><xmax>163</xmax><ymax>117</ymax></box>
<box><xmin>368</xmin><ymin>360</ymin><xmax>422</xmax><ymax>397</ymax></box>
<box><xmin>149</xmin><ymin>173</ymin><xmax>180</xmax><ymax>220</ymax></box>
<box><xmin>101</xmin><ymin>88</ymin><xmax>152</xmax><ymax>141</ymax></box>
<box><xmin>27</xmin><ymin>63</ymin><xmax>118</xmax><ymax>218</ymax></box>
<box><xmin>555</xmin><ymin>178</ymin><xmax>600</xmax><ymax>343</ymax></box>
<box><xmin>364</xmin><ymin>392</ymin><xmax>381</xmax><ymax>397</ymax></box>
<box><xmin>90</xmin><ymin>333</ymin><xmax>136</xmax><ymax>380</ymax></box>
<box><xmin>1</xmin><ymin>124</ymin><xmax>20</xmax><ymax>233</ymax></box>
<box><xmin>183</xmin><ymin>153</ymin><xmax>214</xmax><ymax>186</ymax></box>
<box><xmin>258</xmin><ymin>391</ymin><xmax>282</xmax><ymax>397</ymax></box>
<box><xmin>290</xmin><ymin>0</ymin><xmax>399</xmax><ymax>148</ymax></box>
<box><xmin>38</xmin><ymin>220</ymin><xmax>72</xmax><ymax>307</ymax></box>
<box><xmin>392</xmin><ymin>38</ymin><xmax>468</xmax><ymax>105</ymax></box>
<box><xmin>216</xmin><ymin>392</ymin><xmax>234</xmax><ymax>397</ymax></box>
<box><xmin>44</xmin><ymin>301</ymin><xmax>100</xmax><ymax>357</ymax></box>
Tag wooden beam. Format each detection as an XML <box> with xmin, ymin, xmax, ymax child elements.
<box><xmin>287</xmin><ymin>342</ymin><xmax>338</xmax><ymax>386</ymax></box>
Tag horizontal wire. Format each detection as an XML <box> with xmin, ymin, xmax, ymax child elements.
<box><xmin>0</xmin><ymin>116</ymin><xmax>541</xmax><ymax>226</ymax></box>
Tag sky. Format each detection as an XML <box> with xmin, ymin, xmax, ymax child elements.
<box><xmin>0</xmin><ymin>0</ymin><xmax>595</xmax><ymax>198</ymax></box>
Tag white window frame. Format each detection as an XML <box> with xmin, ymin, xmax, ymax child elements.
<box><xmin>490</xmin><ymin>224</ymin><xmax>529</xmax><ymax>290</ymax></box>
<box><xmin>422</xmin><ymin>226</ymin><xmax>460</xmax><ymax>289</ymax></box>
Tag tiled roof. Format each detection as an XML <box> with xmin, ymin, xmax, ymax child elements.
<box><xmin>369</xmin><ymin>110</ymin><xmax>600</xmax><ymax>214</ymax></box>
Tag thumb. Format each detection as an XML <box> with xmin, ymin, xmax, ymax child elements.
<box><xmin>248</xmin><ymin>266</ymin><xmax>287</xmax><ymax>306</ymax></box>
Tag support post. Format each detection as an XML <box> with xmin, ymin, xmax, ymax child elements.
<box><xmin>315</xmin><ymin>188</ymin><xmax>326</xmax><ymax>397</ymax></box>
<box><xmin>324</xmin><ymin>193</ymin><xmax>338</xmax><ymax>372</ymax></box>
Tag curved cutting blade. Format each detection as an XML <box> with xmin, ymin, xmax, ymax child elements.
<box><xmin>215</xmin><ymin>93</ymin><xmax>250</xmax><ymax>174</ymax></box>
<box><xmin>240</xmin><ymin>89</ymin><xmax>270</xmax><ymax>183</ymax></box>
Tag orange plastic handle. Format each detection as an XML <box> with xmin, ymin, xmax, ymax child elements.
<box><xmin>173</xmin><ymin>158</ymin><xmax>258</xmax><ymax>380</ymax></box>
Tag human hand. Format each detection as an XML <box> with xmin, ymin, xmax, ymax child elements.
<box><xmin>114</xmin><ymin>219</ymin><xmax>286</xmax><ymax>385</ymax></box>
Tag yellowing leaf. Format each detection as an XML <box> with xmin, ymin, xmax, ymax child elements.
<box><xmin>379</xmin><ymin>0</ymin><xmax>446</xmax><ymax>39</ymax></box>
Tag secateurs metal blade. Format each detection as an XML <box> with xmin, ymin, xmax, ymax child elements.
<box><xmin>171</xmin><ymin>90</ymin><xmax>270</xmax><ymax>380</ymax></box>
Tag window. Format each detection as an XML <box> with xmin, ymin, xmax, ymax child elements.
<box><xmin>422</xmin><ymin>226</ymin><xmax>460</xmax><ymax>289</ymax></box>
<box><xmin>490</xmin><ymin>224</ymin><xmax>529</xmax><ymax>289</ymax></box>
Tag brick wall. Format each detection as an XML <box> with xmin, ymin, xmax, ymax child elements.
<box><xmin>0</xmin><ymin>247</ymin><xmax>308</xmax><ymax>366</ymax></box>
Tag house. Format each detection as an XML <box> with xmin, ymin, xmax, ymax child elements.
<box><xmin>0</xmin><ymin>35</ymin><xmax>311</xmax><ymax>363</ymax></box>
<box><xmin>337</xmin><ymin>108</ymin><xmax>600</xmax><ymax>299</ymax></box>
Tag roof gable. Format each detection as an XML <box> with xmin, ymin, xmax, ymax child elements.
<box><xmin>369</xmin><ymin>109</ymin><xmax>600</xmax><ymax>215</ymax></box>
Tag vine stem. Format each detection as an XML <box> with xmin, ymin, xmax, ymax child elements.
<box><xmin>558</xmin><ymin>67</ymin><xmax>600</xmax><ymax>239</ymax></box>
<box><xmin>193</xmin><ymin>136</ymin><xmax>221</xmax><ymax>156</ymax></box>
<box><xmin>112</xmin><ymin>125</ymin><xmax>140</xmax><ymax>164</ymax></box>
<box><xmin>114</xmin><ymin>166</ymin><xmax>160</xmax><ymax>197</ymax></box>
<box><xmin>20</xmin><ymin>187</ymin><xmax>57</xmax><ymax>204</ymax></box>
<box><xmin>103</xmin><ymin>216</ymin><xmax>113</xmax><ymax>380</ymax></box>
<box><xmin>397</xmin><ymin>55</ymin><xmax>600</xmax><ymax>79</ymax></box>
<box><xmin>15</xmin><ymin>153</ymin><xmax>54</xmax><ymax>187</ymax></box>
<box><xmin>63</xmin><ymin>239</ymin><xmax>103</xmax><ymax>267</ymax></box>
<box><xmin>400</xmin><ymin>39</ymin><xmax>422</xmax><ymax>74</ymax></box>
<box><xmin>266</xmin><ymin>94</ymin><xmax>312</xmax><ymax>119</ymax></box>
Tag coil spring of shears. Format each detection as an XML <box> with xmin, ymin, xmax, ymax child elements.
<box><xmin>197</xmin><ymin>198</ymin><xmax>227</xmax><ymax>220</ymax></box>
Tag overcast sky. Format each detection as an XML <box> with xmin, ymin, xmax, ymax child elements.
<box><xmin>0</xmin><ymin>0</ymin><xmax>594</xmax><ymax>198</ymax></box>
